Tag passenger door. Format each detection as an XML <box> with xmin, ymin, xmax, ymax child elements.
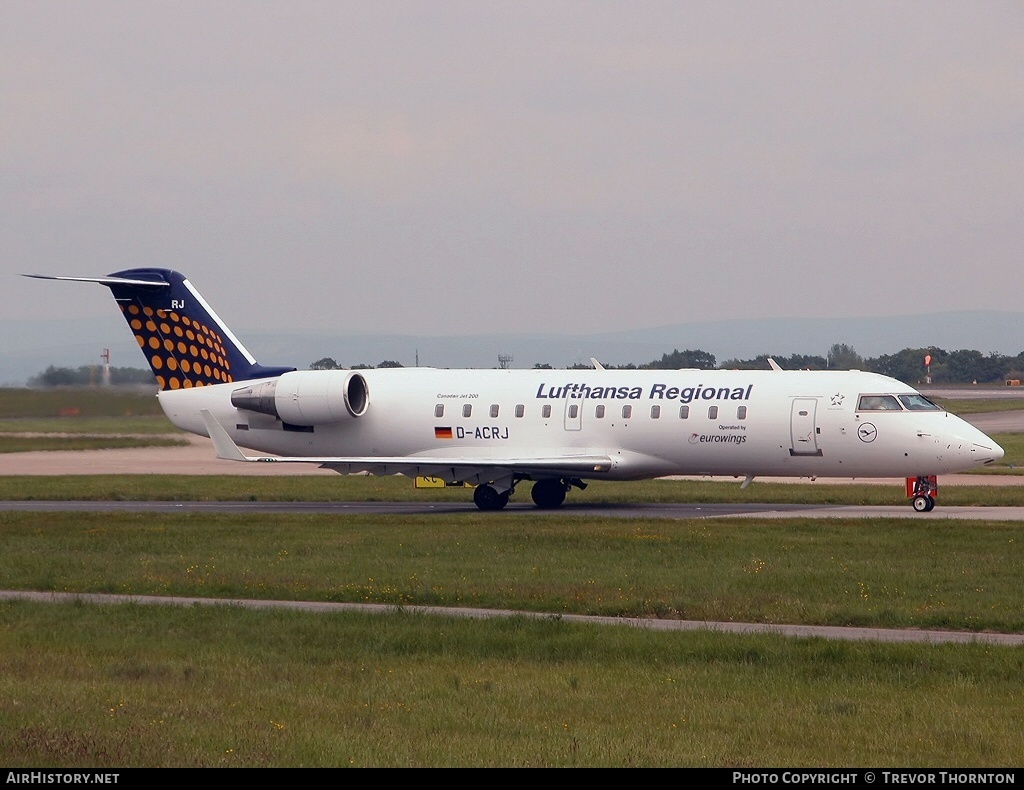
<box><xmin>790</xmin><ymin>398</ymin><xmax>822</xmax><ymax>456</ymax></box>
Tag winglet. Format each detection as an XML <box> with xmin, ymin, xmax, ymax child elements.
<box><xmin>200</xmin><ymin>409</ymin><xmax>251</xmax><ymax>462</ymax></box>
<box><xmin>767</xmin><ymin>358</ymin><xmax>783</xmax><ymax>371</ymax></box>
<box><xmin>590</xmin><ymin>358</ymin><xmax>606</xmax><ymax>370</ymax></box>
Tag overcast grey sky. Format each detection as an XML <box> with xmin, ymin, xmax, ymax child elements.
<box><xmin>3</xmin><ymin>1</ymin><xmax>1022</xmax><ymax>338</ymax></box>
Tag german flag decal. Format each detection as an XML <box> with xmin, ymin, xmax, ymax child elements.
<box><xmin>434</xmin><ymin>426</ymin><xmax>453</xmax><ymax>439</ymax></box>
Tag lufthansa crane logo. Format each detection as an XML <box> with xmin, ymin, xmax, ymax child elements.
<box><xmin>858</xmin><ymin>423</ymin><xmax>878</xmax><ymax>443</ymax></box>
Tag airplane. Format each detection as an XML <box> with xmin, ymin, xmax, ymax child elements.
<box><xmin>26</xmin><ymin>268</ymin><xmax>1004</xmax><ymax>512</ymax></box>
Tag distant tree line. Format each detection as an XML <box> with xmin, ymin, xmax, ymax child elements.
<box><xmin>533</xmin><ymin>342</ymin><xmax>1024</xmax><ymax>385</ymax></box>
<box><xmin>310</xmin><ymin>357</ymin><xmax>404</xmax><ymax>370</ymax></box>
<box><xmin>543</xmin><ymin>348</ymin><xmax>720</xmax><ymax>371</ymax></box>
<box><xmin>310</xmin><ymin>343</ymin><xmax>1024</xmax><ymax>385</ymax></box>
<box><xmin>30</xmin><ymin>341</ymin><xmax>1024</xmax><ymax>388</ymax></box>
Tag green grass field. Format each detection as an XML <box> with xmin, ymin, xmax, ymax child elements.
<box><xmin>932</xmin><ymin>397</ymin><xmax>1024</xmax><ymax>415</ymax></box>
<box><xmin>0</xmin><ymin>389</ymin><xmax>179</xmax><ymax>451</ymax></box>
<box><xmin>0</xmin><ymin>387</ymin><xmax>163</xmax><ymax>418</ymax></box>
<box><xmin>0</xmin><ymin>415</ymin><xmax>180</xmax><ymax>434</ymax></box>
<box><xmin>0</xmin><ymin>436</ymin><xmax>190</xmax><ymax>453</ymax></box>
<box><xmin>3</xmin><ymin>600</ymin><xmax>1023</xmax><ymax>767</ymax></box>
<box><xmin>3</xmin><ymin>511</ymin><xmax>1024</xmax><ymax>631</ymax></box>
<box><xmin>3</xmin><ymin>511</ymin><xmax>1024</xmax><ymax>767</ymax></box>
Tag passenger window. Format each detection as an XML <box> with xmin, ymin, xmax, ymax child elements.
<box><xmin>568</xmin><ymin>404</ymin><xmax>579</xmax><ymax>418</ymax></box>
<box><xmin>622</xmin><ymin>405</ymin><xmax>632</xmax><ymax>419</ymax></box>
<box><xmin>542</xmin><ymin>404</ymin><xmax>551</xmax><ymax>418</ymax></box>
<box><xmin>679</xmin><ymin>405</ymin><xmax>689</xmax><ymax>419</ymax></box>
<box><xmin>463</xmin><ymin>404</ymin><xmax>472</xmax><ymax>418</ymax></box>
<box><xmin>490</xmin><ymin>404</ymin><xmax>499</xmax><ymax>418</ymax></box>
<box><xmin>651</xmin><ymin>405</ymin><xmax>661</xmax><ymax>419</ymax></box>
<box><xmin>595</xmin><ymin>404</ymin><xmax>605</xmax><ymax>418</ymax></box>
<box><xmin>434</xmin><ymin>404</ymin><xmax>444</xmax><ymax>418</ymax></box>
<box><xmin>857</xmin><ymin>395</ymin><xmax>902</xmax><ymax>411</ymax></box>
<box><xmin>737</xmin><ymin>406</ymin><xmax>747</xmax><ymax>420</ymax></box>
<box><xmin>515</xmin><ymin>404</ymin><xmax>525</xmax><ymax>418</ymax></box>
<box><xmin>708</xmin><ymin>406</ymin><xmax>719</xmax><ymax>419</ymax></box>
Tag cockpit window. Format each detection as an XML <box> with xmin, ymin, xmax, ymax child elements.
<box><xmin>857</xmin><ymin>394</ymin><xmax>902</xmax><ymax>411</ymax></box>
<box><xmin>898</xmin><ymin>394</ymin><xmax>942</xmax><ymax>411</ymax></box>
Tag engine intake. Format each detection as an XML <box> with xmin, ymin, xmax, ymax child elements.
<box><xmin>231</xmin><ymin>370</ymin><xmax>369</xmax><ymax>426</ymax></box>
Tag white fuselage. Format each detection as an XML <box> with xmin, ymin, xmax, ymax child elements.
<box><xmin>157</xmin><ymin>367</ymin><xmax>1003</xmax><ymax>481</ymax></box>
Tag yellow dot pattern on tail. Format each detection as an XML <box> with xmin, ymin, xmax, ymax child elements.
<box><xmin>121</xmin><ymin>302</ymin><xmax>233</xmax><ymax>389</ymax></box>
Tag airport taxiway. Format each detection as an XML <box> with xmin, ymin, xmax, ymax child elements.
<box><xmin>1</xmin><ymin>498</ymin><xmax>1023</xmax><ymax>520</ymax></box>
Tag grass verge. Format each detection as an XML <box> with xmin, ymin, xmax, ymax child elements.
<box><xmin>3</xmin><ymin>511</ymin><xmax>1023</xmax><ymax>632</ymax></box>
<box><xmin>0</xmin><ymin>416</ymin><xmax>179</xmax><ymax>434</ymax></box>
<box><xmin>0</xmin><ymin>436</ymin><xmax>190</xmax><ymax>453</ymax></box>
<box><xmin>0</xmin><ymin>388</ymin><xmax>162</xmax><ymax>418</ymax></box>
<box><xmin>933</xmin><ymin>397</ymin><xmax>1024</xmax><ymax>415</ymax></box>
<box><xmin>3</xmin><ymin>600</ymin><xmax>1023</xmax><ymax>767</ymax></box>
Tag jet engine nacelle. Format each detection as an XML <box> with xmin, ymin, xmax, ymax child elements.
<box><xmin>230</xmin><ymin>370</ymin><xmax>369</xmax><ymax>426</ymax></box>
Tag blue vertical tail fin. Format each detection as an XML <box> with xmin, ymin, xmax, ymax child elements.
<box><xmin>25</xmin><ymin>268</ymin><xmax>294</xmax><ymax>391</ymax></box>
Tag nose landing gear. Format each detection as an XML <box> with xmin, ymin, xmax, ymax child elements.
<box><xmin>907</xmin><ymin>476</ymin><xmax>938</xmax><ymax>512</ymax></box>
<box><xmin>912</xmin><ymin>494</ymin><xmax>935</xmax><ymax>512</ymax></box>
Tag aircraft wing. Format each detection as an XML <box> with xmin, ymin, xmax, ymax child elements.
<box><xmin>316</xmin><ymin>456</ymin><xmax>613</xmax><ymax>484</ymax></box>
<box><xmin>200</xmin><ymin>410</ymin><xmax>612</xmax><ymax>483</ymax></box>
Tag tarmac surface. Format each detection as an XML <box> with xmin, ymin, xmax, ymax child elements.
<box><xmin>1</xmin><ymin>497</ymin><xmax>1023</xmax><ymax>521</ymax></box>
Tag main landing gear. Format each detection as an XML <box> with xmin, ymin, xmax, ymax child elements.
<box><xmin>531</xmin><ymin>478</ymin><xmax>568</xmax><ymax>509</ymax></box>
<box><xmin>473</xmin><ymin>484</ymin><xmax>510</xmax><ymax>511</ymax></box>
<box><xmin>471</xmin><ymin>478</ymin><xmax>585</xmax><ymax>511</ymax></box>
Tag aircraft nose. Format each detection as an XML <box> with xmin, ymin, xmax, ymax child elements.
<box><xmin>985</xmin><ymin>440</ymin><xmax>1005</xmax><ymax>464</ymax></box>
<box><xmin>946</xmin><ymin>417</ymin><xmax>1004</xmax><ymax>467</ymax></box>
<box><xmin>965</xmin><ymin>434</ymin><xmax>1003</xmax><ymax>465</ymax></box>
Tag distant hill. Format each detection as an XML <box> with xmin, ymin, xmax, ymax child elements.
<box><xmin>2</xmin><ymin>310</ymin><xmax>1022</xmax><ymax>385</ymax></box>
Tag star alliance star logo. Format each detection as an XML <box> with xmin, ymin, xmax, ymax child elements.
<box><xmin>831</xmin><ymin>393</ymin><xmax>845</xmax><ymax>406</ymax></box>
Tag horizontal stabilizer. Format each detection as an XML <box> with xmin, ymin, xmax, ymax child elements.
<box><xmin>23</xmin><ymin>274</ymin><xmax>170</xmax><ymax>287</ymax></box>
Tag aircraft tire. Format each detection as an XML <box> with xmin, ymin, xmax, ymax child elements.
<box><xmin>912</xmin><ymin>495</ymin><xmax>931</xmax><ymax>513</ymax></box>
<box><xmin>531</xmin><ymin>479</ymin><xmax>567</xmax><ymax>509</ymax></box>
<box><xmin>474</xmin><ymin>484</ymin><xmax>509</xmax><ymax>511</ymax></box>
